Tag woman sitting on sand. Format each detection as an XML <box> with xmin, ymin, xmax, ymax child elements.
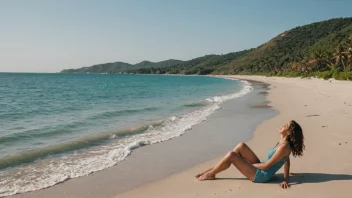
<box><xmin>196</xmin><ymin>120</ymin><xmax>304</xmax><ymax>189</ymax></box>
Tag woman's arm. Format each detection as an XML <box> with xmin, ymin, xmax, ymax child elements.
<box><xmin>284</xmin><ymin>157</ymin><xmax>290</xmax><ymax>182</ymax></box>
<box><xmin>280</xmin><ymin>157</ymin><xmax>290</xmax><ymax>189</ymax></box>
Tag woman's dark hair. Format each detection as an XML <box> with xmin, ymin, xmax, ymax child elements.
<box><xmin>288</xmin><ymin>120</ymin><xmax>305</xmax><ymax>157</ymax></box>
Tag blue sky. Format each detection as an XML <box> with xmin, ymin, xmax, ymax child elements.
<box><xmin>1</xmin><ymin>0</ymin><xmax>351</xmax><ymax>72</ymax></box>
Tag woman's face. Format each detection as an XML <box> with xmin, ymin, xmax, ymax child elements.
<box><xmin>278</xmin><ymin>121</ymin><xmax>291</xmax><ymax>135</ymax></box>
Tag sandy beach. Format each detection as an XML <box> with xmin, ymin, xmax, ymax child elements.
<box><xmin>114</xmin><ymin>76</ymin><xmax>352</xmax><ymax>198</ymax></box>
<box><xmin>8</xmin><ymin>75</ymin><xmax>352</xmax><ymax>198</ymax></box>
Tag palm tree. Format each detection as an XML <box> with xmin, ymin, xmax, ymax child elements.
<box><xmin>313</xmin><ymin>49</ymin><xmax>327</xmax><ymax>71</ymax></box>
<box><xmin>334</xmin><ymin>45</ymin><xmax>347</xmax><ymax>71</ymax></box>
<box><xmin>300</xmin><ymin>55</ymin><xmax>314</xmax><ymax>73</ymax></box>
<box><xmin>348</xmin><ymin>38</ymin><xmax>352</xmax><ymax>69</ymax></box>
<box><xmin>346</xmin><ymin>48</ymin><xmax>352</xmax><ymax>71</ymax></box>
<box><xmin>325</xmin><ymin>51</ymin><xmax>335</xmax><ymax>68</ymax></box>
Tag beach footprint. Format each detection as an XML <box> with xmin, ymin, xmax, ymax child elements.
<box><xmin>219</xmin><ymin>188</ymin><xmax>233</xmax><ymax>196</ymax></box>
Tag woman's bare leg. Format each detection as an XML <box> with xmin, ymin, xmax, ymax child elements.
<box><xmin>233</xmin><ymin>142</ymin><xmax>260</xmax><ymax>164</ymax></box>
<box><xmin>196</xmin><ymin>142</ymin><xmax>259</xmax><ymax>178</ymax></box>
<box><xmin>198</xmin><ymin>151</ymin><xmax>257</xmax><ymax>181</ymax></box>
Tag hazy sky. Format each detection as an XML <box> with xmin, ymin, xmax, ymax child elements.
<box><xmin>1</xmin><ymin>0</ymin><xmax>351</xmax><ymax>73</ymax></box>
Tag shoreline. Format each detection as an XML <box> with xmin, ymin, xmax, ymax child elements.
<box><xmin>8</xmin><ymin>75</ymin><xmax>352</xmax><ymax>198</ymax></box>
<box><xmin>114</xmin><ymin>75</ymin><xmax>352</xmax><ymax>198</ymax></box>
<box><xmin>8</xmin><ymin>77</ymin><xmax>274</xmax><ymax>198</ymax></box>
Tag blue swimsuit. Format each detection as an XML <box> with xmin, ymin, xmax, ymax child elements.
<box><xmin>253</xmin><ymin>142</ymin><xmax>291</xmax><ymax>183</ymax></box>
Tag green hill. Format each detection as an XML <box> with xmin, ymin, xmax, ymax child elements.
<box><xmin>61</xmin><ymin>17</ymin><xmax>352</xmax><ymax>80</ymax></box>
<box><xmin>216</xmin><ymin>17</ymin><xmax>352</xmax><ymax>75</ymax></box>
<box><xmin>132</xmin><ymin>17</ymin><xmax>352</xmax><ymax>80</ymax></box>
<box><xmin>132</xmin><ymin>50</ymin><xmax>250</xmax><ymax>75</ymax></box>
<box><xmin>60</xmin><ymin>59</ymin><xmax>184</xmax><ymax>74</ymax></box>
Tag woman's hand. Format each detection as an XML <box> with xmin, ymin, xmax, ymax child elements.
<box><xmin>280</xmin><ymin>181</ymin><xmax>290</xmax><ymax>189</ymax></box>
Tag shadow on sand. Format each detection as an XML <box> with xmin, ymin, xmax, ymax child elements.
<box><xmin>270</xmin><ymin>173</ymin><xmax>352</xmax><ymax>185</ymax></box>
<box><xmin>216</xmin><ymin>173</ymin><xmax>352</xmax><ymax>185</ymax></box>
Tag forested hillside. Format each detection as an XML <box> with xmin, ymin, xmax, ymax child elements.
<box><xmin>216</xmin><ymin>17</ymin><xmax>352</xmax><ymax>79</ymax></box>
<box><xmin>61</xmin><ymin>59</ymin><xmax>183</xmax><ymax>74</ymax></box>
<box><xmin>62</xmin><ymin>18</ymin><xmax>352</xmax><ymax>80</ymax></box>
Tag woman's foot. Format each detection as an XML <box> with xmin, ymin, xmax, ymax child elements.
<box><xmin>197</xmin><ymin>172</ymin><xmax>216</xmax><ymax>181</ymax></box>
<box><xmin>195</xmin><ymin>168</ymin><xmax>213</xmax><ymax>179</ymax></box>
<box><xmin>195</xmin><ymin>173</ymin><xmax>203</xmax><ymax>179</ymax></box>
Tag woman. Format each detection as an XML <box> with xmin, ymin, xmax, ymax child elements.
<box><xmin>196</xmin><ymin>120</ymin><xmax>305</xmax><ymax>189</ymax></box>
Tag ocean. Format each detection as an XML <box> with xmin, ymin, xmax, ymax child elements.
<box><xmin>0</xmin><ymin>73</ymin><xmax>252</xmax><ymax>197</ymax></box>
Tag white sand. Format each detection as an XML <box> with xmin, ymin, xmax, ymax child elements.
<box><xmin>115</xmin><ymin>76</ymin><xmax>352</xmax><ymax>198</ymax></box>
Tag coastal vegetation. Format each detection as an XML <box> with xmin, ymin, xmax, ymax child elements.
<box><xmin>60</xmin><ymin>59</ymin><xmax>183</xmax><ymax>74</ymax></box>
<box><xmin>132</xmin><ymin>50</ymin><xmax>250</xmax><ymax>75</ymax></box>
<box><xmin>61</xmin><ymin>17</ymin><xmax>352</xmax><ymax>80</ymax></box>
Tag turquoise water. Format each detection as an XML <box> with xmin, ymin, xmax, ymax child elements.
<box><xmin>0</xmin><ymin>73</ymin><xmax>251</xmax><ymax>196</ymax></box>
